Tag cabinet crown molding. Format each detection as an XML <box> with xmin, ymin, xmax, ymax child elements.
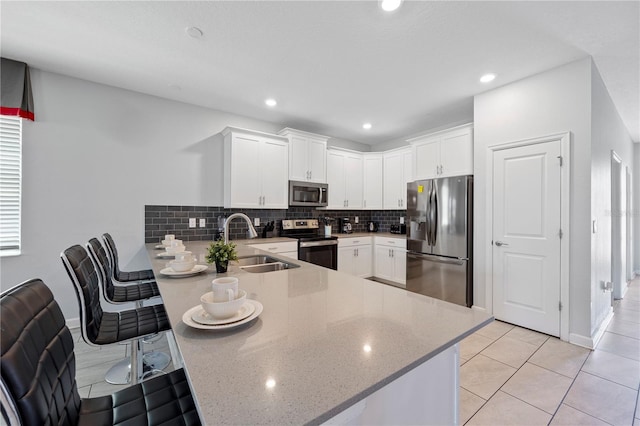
<box><xmin>221</xmin><ymin>126</ymin><xmax>289</xmax><ymax>142</ymax></box>
<box><xmin>277</xmin><ymin>127</ymin><xmax>330</xmax><ymax>141</ymax></box>
<box><xmin>406</xmin><ymin>123</ymin><xmax>474</xmax><ymax>144</ymax></box>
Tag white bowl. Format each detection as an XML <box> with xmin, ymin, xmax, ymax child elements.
<box><xmin>169</xmin><ymin>259</ymin><xmax>196</xmax><ymax>272</ymax></box>
<box><xmin>165</xmin><ymin>245</ymin><xmax>186</xmax><ymax>255</ymax></box>
<box><xmin>201</xmin><ymin>290</ymin><xmax>247</xmax><ymax>319</ymax></box>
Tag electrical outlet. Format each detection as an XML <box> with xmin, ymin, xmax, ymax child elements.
<box><xmin>354</xmin><ymin>216</ymin><xmax>359</xmax><ymax>224</ymax></box>
<box><xmin>189</xmin><ymin>218</ymin><xmax>196</xmax><ymax>228</ymax></box>
<box><xmin>199</xmin><ymin>218</ymin><xmax>206</xmax><ymax>228</ymax></box>
<box><xmin>254</xmin><ymin>217</ymin><xmax>260</xmax><ymax>226</ymax></box>
<box><xmin>400</xmin><ymin>217</ymin><xmax>405</xmax><ymax>224</ymax></box>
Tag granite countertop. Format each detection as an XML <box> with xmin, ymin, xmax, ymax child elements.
<box><xmin>147</xmin><ymin>241</ymin><xmax>491</xmax><ymax>425</ymax></box>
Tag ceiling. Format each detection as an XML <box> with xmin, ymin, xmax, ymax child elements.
<box><xmin>1</xmin><ymin>1</ymin><xmax>638</xmax><ymax>145</ymax></box>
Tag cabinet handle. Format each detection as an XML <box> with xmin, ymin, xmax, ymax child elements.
<box><xmin>353</xmin><ymin>240</ymin><xmax>360</xmax><ymax>244</ymax></box>
<box><xmin>388</xmin><ymin>249</ymin><xmax>391</xmax><ymax>257</ymax></box>
<box><xmin>355</xmin><ymin>248</ymin><xmax>358</xmax><ymax>257</ymax></box>
<box><xmin>309</xmin><ymin>170</ymin><xmax>312</xmax><ymax>180</ymax></box>
<box><xmin>391</xmin><ymin>249</ymin><xmax>394</xmax><ymax>258</ymax></box>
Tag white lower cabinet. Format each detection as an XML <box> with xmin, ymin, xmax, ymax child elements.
<box><xmin>374</xmin><ymin>236</ymin><xmax>406</xmax><ymax>286</ymax></box>
<box><xmin>248</xmin><ymin>241</ymin><xmax>298</xmax><ymax>260</ymax></box>
<box><xmin>338</xmin><ymin>237</ymin><xmax>372</xmax><ymax>278</ymax></box>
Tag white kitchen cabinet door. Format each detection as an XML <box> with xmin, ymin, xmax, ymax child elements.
<box><xmin>227</xmin><ymin>134</ymin><xmax>262</xmax><ymax>207</ymax></box>
<box><xmin>289</xmin><ymin>134</ymin><xmax>310</xmax><ymax>182</ymax></box>
<box><xmin>410</xmin><ymin>124</ymin><xmax>473</xmax><ymax>180</ymax></box>
<box><xmin>223</xmin><ymin>127</ymin><xmax>289</xmax><ymax>209</ymax></box>
<box><xmin>392</xmin><ymin>249</ymin><xmax>406</xmax><ymax>285</ymax></box>
<box><xmin>355</xmin><ymin>245</ymin><xmax>373</xmax><ymax>278</ymax></box>
<box><xmin>326</xmin><ymin>150</ymin><xmax>346</xmax><ymax>209</ymax></box>
<box><xmin>363</xmin><ymin>154</ymin><xmax>383</xmax><ymax>210</ymax></box>
<box><xmin>440</xmin><ymin>129</ymin><xmax>473</xmax><ymax>177</ymax></box>
<box><xmin>374</xmin><ymin>246</ymin><xmax>395</xmax><ymax>281</ymax></box>
<box><xmin>413</xmin><ymin>138</ymin><xmax>440</xmax><ymax>180</ymax></box>
<box><xmin>260</xmin><ymin>140</ymin><xmax>289</xmax><ymax>208</ymax></box>
<box><xmin>307</xmin><ymin>138</ymin><xmax>327</xmax><ymax>183</ymax></box>
<box><xmin>344</xmin><ymin>154</ymin><xmax>363</xmax><ymax>209</ymax></box>
<box><xmin>383</xmin><ymin>152</ymin><xmax>403</xmax><ymax>209</ymax></box>
<box><xmin>279</xmin><ymin>128</ymin><xmax>328</xmax><ymax>183</ymax></box>
<box><xmin>401</xmin><ymin>149</ymin><xmax>413</xmax><ymax>207</ymax></box>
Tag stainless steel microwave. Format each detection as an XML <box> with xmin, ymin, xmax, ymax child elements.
<box><xmin>289</xmin><ymin>181</ymin><xmax>328</xmax><ymax>207</ymax></box>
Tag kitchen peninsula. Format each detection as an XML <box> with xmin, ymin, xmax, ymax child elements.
<box><xmin>146</xmin><ymin>240</ymin><xmax>492</xmax><ymax>425</ymax></box>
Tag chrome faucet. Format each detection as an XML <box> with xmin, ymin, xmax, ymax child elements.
<box><xmin>223</xmin><ymin>213</ymin><xmax>259</xmax><ymax>244</ymax></box>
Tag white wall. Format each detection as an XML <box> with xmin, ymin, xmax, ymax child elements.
<box><xmin>635</xmin><ymin>144</ymin><xmax>640</xmax><ymax>274</ymax></box>
<box><xmin>590</xmin><ymin>61</ymin><xmax>635</xmax><ymax>330</ymax></box>
<box><xmin>473</xmin><ymin>58</ymin><xmax>593</xmax><ymax>341</ymax></box>
<box><xmin>0</xmin><ymin>69</ymin><xmax>358</xmax><ymax>321</ymax></box>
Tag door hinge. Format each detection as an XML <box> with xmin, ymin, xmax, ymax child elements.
<box><xmin>558</xmin><ymin>229</ymin><xmax>563</xmax><ymax>239</ymax></box>
<box><xmin>559</xmin><ymin>301</ymin><xmax>563</xmax><ymax>311</ymax></box>
<box><xmin>557</xmin><ymin>155</ymin><xmax>563</xmax><ymax>166</ymax></box>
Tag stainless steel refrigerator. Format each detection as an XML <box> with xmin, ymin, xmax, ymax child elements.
<box><xmin>406</xmin><ymin>175</ymin><xmax>473</xmax><ymax>307</ymax></box>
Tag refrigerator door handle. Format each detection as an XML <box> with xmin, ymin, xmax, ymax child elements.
<box><xmin>432</xmin><ymin>183</ymin><xmax>438</xmax><ymax>246</ymax></box>
<box><xmin>426</xmin><ymin>183</ymin><xmax>433</xmax><ymax>245</ymax></box>
<box><xmin>407</xmin><ymin>251</ymin><xmax>467</xmax><ymax>266</ymax></box>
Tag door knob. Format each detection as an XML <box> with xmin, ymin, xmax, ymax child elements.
<box><xmin>495</xmin><ymin>241</ymin><xmax>509</xmax><ymax>247</ymax></box>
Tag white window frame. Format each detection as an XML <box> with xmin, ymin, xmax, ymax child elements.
<box><xmin>0</xmin><ymin>115</ymin><xmax>22</xmax><ymax>256</ymax></box>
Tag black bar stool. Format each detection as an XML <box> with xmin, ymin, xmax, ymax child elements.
<box><xmin>0</xmin><ymin>278</ymin><xmax>200</xmax><ymax>426</ymax></box>
<box><xmin>102</xmin><ymin>232</ymin><xmax>155</xmax><ymax>284</ymax></box>
<box><xmin>61</xmin><ymin>244</ymin><xmax>170</xmax><ymax>385</ymax></box>
<box><xmin>86</xmin><ymin>237</ymin><xmax>171</xmax><ymax>380</ymax></box>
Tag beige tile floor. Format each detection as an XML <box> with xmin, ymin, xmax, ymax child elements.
<box><xmin>461</xmin><ymin>277</ymin><xmax>640</xmax><ymax>426</ymax></box>
<box><xmin>69</xmin><ymin>278</ymin><xmax>640</xmax><ymax>425</ymax></box>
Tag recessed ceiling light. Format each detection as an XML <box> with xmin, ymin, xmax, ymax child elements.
<box><xmin>380</xmin><ymin>0</ymin><xmax>402</xmax><ymax>12</ymax></box>
<box><xmin>363</xmin><ymin>123</ymin><xmax>372</xmax><ymax>130</ymax></box>
<box><xmin>480</xmin><ymin>73</ymin><xmax>496</xmax><ymax>83</ymax></box>
<box><xmin>265</xmin><ymin>98</ymin><xmax>277</xmax><ymax>107</ymax></box>
<box><xmin>186</xmin><ymin>26</ymin><xmax>203</xmax><ymax>39</ymax></box>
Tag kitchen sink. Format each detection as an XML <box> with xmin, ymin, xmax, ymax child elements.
<box><xmin>237</xmin><ymin>255</ymin><xmax>300</xmax><ymax>273</ymax></box>
<box><xmin>235</xmin><ymin>255</ymin><xmax>281</xmax><ymax>266</ymax></box>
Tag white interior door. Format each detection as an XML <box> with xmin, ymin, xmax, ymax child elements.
<box><xmin>493</xmin><ymin>140</ymin><xmax>562</xmax><ymax>336</ymax></box>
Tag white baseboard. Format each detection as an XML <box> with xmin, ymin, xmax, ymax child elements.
<box><xmin>569</xmin><ymin>308</ymin><xmax>614</xmax><ymax>349</ymax></box>
<box><xmin>66</xmin><ymin>317</ymin><xmax>80</xmax><ymax>330</ymax></box>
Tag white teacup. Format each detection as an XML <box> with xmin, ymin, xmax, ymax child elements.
<box><xmin>169</xmin><ymin>239</ymin><xmax>182</xmax><ymax>248</ymax></box>
<box><xmin>211</xmin><ymin>277</ymin><xmax>239</xmax><ymax>302</ymax></box>
<box><xmin>165</xmin><ymin>244</ymin><xmax>186</xmax><ymax>255</ymax></box>
<box><xmin>174</xmin><ymin>251</ymin><xmax>193</xmax><ymax>262</ymax></box>
<box><xmin>165</xmin><ymin>234</ymin><xmax>175</xmax><ymax>242</ymax></box>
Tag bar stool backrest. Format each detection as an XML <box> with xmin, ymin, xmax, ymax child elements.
<box><xmin>101</xmin><ymin>233</ymin><xmax>121</xmax><ymax>280</ymax></box>
<box><xmin>0</xmin><ymin>279</ymin><xmax>81</xmax><ymax>425</ymax></box>
<box><xmin>86</xmin><ymin>237</ymin><xmax>116</xmax><ymax>301</ymax></box>
<box><xmin>61</xmin><ymin>245</ymin><xmax>104</xmax><ymax>346</ymax></box>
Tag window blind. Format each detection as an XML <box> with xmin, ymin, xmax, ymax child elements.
<box><xmin>0</xmin><ymin>115</ymin><xmax>22</xmax><ymax>253</ymax></box>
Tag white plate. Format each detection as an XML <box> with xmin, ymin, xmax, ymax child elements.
<box><xmin>159</xmin><ymin>264</ymin><xmax>208</xmax><ymax>277</ymax></box>
<box><xmin>190</xmin><ymin>302</ymin><xmax>256</xmax><ymax>325</ymax></box>
<box><xmin>157</xmin><ymin>252</ymin><xmax>177</xmax><ymax>258</ymax></box>
<box><xmin>182</xmin><ymin>300</ymin><xmax>263</xmax><ymax>331</ymax></box>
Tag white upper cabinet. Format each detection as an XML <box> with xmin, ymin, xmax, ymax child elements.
<box><xmin>383</xmin><ymin>147</ymin><xmax>413</xmax><ymax>210</ymax></box>
<box><xmin>278</xmin><ymin>128</ymin><xmax>328</xmax><ymax>183</ymax></box>
<box><xmin>222</xmin><ymin>127</ymin><xmax>289</xmax><ymax>209</ymax></box>
<box><xmin>410</xmin><ymin>124</ymin><xmax>473</xmax><ymax>180</ymax></box>
<box><xmin>362</xmin><ymin>153</ymin><xmax>383</xmax><ymax>210</ymax></box>
<box><xmin>326</xmin><ymin>150</ymin><xmax>363</xmax><ymax>209</ymax></box>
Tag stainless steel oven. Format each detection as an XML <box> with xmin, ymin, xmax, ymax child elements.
<box><xmin>289</xmin><ymin>181</ymin><xmax>328</xmax><ymax>207</ymax></box>
<box><xmin>281</xmin><ymin>219</ymin><xmax>338</xmax><ymax>270</ymax></box>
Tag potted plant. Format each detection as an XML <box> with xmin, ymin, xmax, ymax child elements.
<box><xmin>206</xmin><ymin>239</ymin><xmax>238</xmax><ymax>273</ymax></box>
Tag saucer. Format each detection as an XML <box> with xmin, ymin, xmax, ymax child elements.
<box><xmin>157</xmin><ymin>252</ymin><xmax>176</xmax><ymax>258</ymax></box>
<box><xmin>191</xmin><ymin>302</ymin><xmax>256</xmax><ymax>325</ymax></box>
<box><xmin>182</xmin><ymin>300</ymin><xmax>263</xmax><ymax>331</ymax></box>
<box><xmin>159</xmin><ymin>264</ymin><xmax>208</xmax><ymax>277</ymax></box>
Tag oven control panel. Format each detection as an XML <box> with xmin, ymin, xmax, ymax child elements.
<box><xmin>282</xmin><ymin>219</ymin><xmax>319</xmax><ymax>230</ymax></box>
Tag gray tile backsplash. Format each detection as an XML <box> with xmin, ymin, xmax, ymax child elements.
<box><xmin>145</xmin><ymin>205</ymin><xmax>406</xmax><ymax>243</ymax></box>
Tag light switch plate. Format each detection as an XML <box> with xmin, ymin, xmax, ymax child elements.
<box><xmin>189</xmin><ymin>218</ymin><xmax>196</xmax><ymax>228</ymax></box>
<box><xmin>254</xmin><ymin>218</ymin><xmax>260</xmax><ymax>226</ymax></box>
<box><xmin>400</xmin><ymin>217</ymin><xmax>405</xmax><ymax>224</ymax></box>
<box><xmin>354</xmin><ymin>216</ymin><xmax>359</xmax><ymax>224</ymax></box>
<box><xmin>199</xmin><ymin>218</ymin><xmax>206</xmax><ymax>228</ymax></box>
